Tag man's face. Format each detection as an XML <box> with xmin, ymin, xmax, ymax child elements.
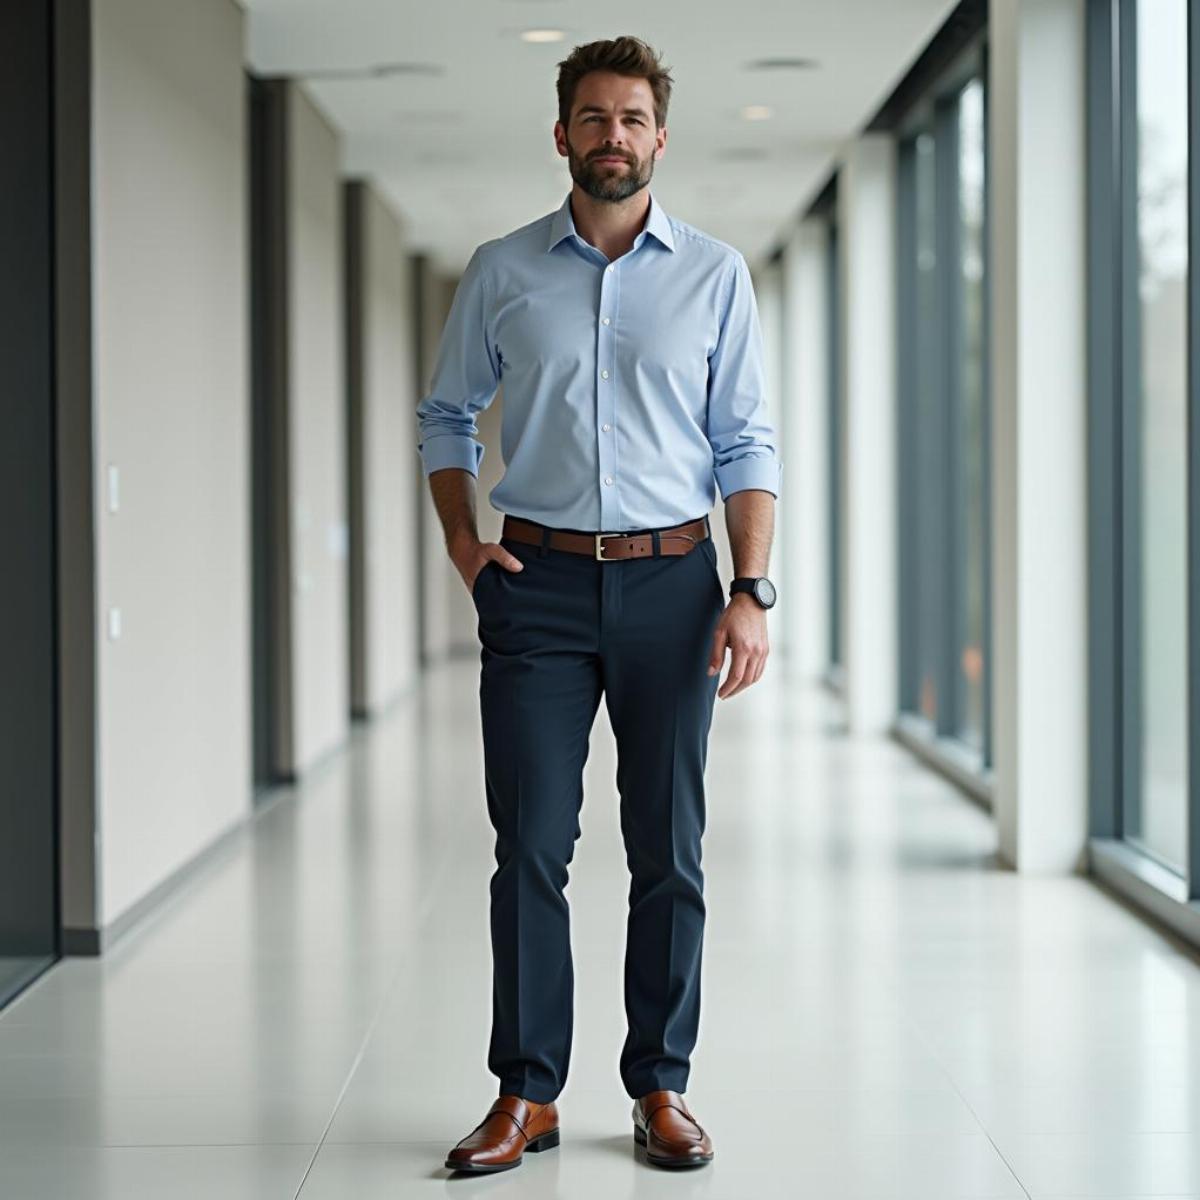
<box><xmin>554</xmin><ymin>71</ymin><xmax>666</xmax><ymax>203</ymax></box>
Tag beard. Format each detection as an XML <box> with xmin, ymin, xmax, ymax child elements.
<box><xmin>565</xmin><ymin>135</ymin><xmax>654</xmax><ymax>202</ymax></box>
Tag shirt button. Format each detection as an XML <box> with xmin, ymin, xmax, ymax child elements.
<box><xmin>602</xmin><ymin>423</ymin><xmax>611</xmax><ymax>432</ymax></box>
<box><xmin>601</xmin><ymin>369</ymin><xmax>609</xmax><ymax>379</ymax></box>
<box><xmin>602</xmin><ymin>317</ymin><xmax>610</xmax><ymax>325</ymax></box>
<box><xmin>604</xmin><ymin>476</ymin><xmax>613</xmax><ymax>486</ymax></box>
<box><xmin>606</xmin><ymin>265</ymin><xmax>614</xmax><ymax>273</ymax></box>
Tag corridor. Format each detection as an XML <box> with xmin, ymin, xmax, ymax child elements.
<box><xmin>2</xmin><ymin>657</ymin><xmax>1196</xmax><ymax>1197</ymax></box>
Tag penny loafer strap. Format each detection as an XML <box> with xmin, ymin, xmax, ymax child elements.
<box><xmin>486</xmin><ymin>1099</ymin><xmax>530</xmax><ymax>1141</ymax></box>
<box><xmin>642</xmin><ymin>1098</ymin><xmax>695</xmax><ymax>1126</ymax></box>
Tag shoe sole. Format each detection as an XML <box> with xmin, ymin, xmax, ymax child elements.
<box><xmin>633</xmin><ymin>1123</ymin><xmax>714</xmax><ymax>1168</ymax></box>
<box><xmin>444</xmin><ymin>1127</ymin><xmax>560</xmax><ymax>1172</ymax></box>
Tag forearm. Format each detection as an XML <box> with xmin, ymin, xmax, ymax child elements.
<box><xmin>723</xmin><ymin>488</ymin><xmax>775</xmax><ymax>577</ymax></box>
<box><xmin>427</xmin><ymin>467</ymin><xmax>481</xmax><ymax>554</ymax></box>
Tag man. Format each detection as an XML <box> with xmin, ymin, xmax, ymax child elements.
<box><xmin>416</xmin><ymin>35</ymin><xmax>781</xmax><ymax>1174</ymax></box>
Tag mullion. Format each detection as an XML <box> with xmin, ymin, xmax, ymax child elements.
<box><xmin>1187</xmin><ymin>0</ymin><xmax>1200</xmax><ymax>898</ymax></box>
<box><xmin>980</xmin><ymin>54</ymin><xmax>994</xmax><ymax>771</ymax></box>
<box><xmin>934</xmin><ymin>95</ymin><xmax>964</xmax><ymax>738</ymax></box>
<box><xmin>1085</xmin><ymin>0</ymin><xmax>1123</xmax><ymax>841</ymax></box>
<box><xmin>1119</xmin><ymin>0</ymin><xmax>1144</xmax><ymax>847</ymax></box>
<box><xmin>897</xmin><ymin>138</ymin><xmax>919</xmax><ymax>714</ymax></box>
<box><xmin>914</xmin><ymin>131</ymin><xmax>942</xmax><ymax>723</ymax></box>
<box><xmin>828</xmin><ymin>218</ymin><xmax>843</xmax><ymax>672</ymax></box>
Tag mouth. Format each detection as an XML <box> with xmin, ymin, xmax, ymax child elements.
<box><xmin>593</xmin><ymin>156</ymin><xmax>629</xmax><ymax>165</ymax></box>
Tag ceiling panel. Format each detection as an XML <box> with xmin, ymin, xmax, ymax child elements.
<box><xmin>242</xmin><ymin>0</ymin><xmax>957</xmax><ymax>270</ymax></box>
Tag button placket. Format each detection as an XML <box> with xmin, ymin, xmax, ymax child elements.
<box><xmin>597</xmin><ymin>261</ymin><xmax>619</xmax><ymax>528</ymax></box>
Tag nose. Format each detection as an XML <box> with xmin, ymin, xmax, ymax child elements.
<box><xmin>596</xmin><ymin>120</ymin><xmax>627</xmax><ymax>147</ymax></box>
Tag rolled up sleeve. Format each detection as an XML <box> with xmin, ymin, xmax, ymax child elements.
<box><xmin>705</xmin><ymin>251</ymin><xmax>782</xmax><ymax>500</ymax></box>
<box><xmin>415</xmin><ymin>245</ymin><xmax>501</xmax><ymax>477</ymax></box>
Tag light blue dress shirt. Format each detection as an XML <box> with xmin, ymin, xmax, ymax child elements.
<box><xmin>415</xmin><ymin>189</ymin><xmax>782</xmax><ymax>532</ymax></box>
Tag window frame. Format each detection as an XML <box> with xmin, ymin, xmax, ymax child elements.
<box><xmin>893</xmin><ymin>34</ymin><xmax>994</xmax><ymax>778</ymax></box>
<box><xmin>1086</xmin><ymin>0</ymin><xmax>1200</xmax><ymax>912</ymax></box>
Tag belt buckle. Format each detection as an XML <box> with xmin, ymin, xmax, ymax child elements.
<box><xmin>594</xmin><ymin>532</ymin><xmax>622</xmax><ymax>561</ymax></box>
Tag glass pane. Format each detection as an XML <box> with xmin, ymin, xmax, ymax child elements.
<box><xmin>1127</xmin><ymin>0</ymin><xmax>1189</xmax><ymax>871</ymax></box>
<box><xmin>958</xmin><ymin>79</ymin><xmax>986</xmax><ymax>746</ymax></box>
<box><xmin>914</xmin><ymin>131</ymin><xmax>939</xmax><ymax>722</ymax></box>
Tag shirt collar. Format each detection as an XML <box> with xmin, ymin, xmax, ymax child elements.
<box><xmin>547</xmin><ymin>190</ymin><xmax>676</xmax><ymax>254</ymax></box>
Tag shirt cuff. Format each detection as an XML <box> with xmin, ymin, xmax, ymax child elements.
<box><xmin>418</xmin><ymin>434</ymin><xmax>484</xmax><ymax>478</ymax></box>
<box><xmin>714</xmin><ymin>455</ymin><xmax>781</xmax><ymax>500</ymax></box>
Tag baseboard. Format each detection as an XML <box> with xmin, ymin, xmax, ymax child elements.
<box><xmin>61</xmin><ymin>806</ymin><xmax>258</xmax><ymax>956</ymax></box>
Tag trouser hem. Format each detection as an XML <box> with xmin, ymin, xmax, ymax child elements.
<box><xmin>496</xmin><ymin>1079</ymin><xmax>561</xmax><ymax>1105</ymax></box>
<box><xmin>623</xmin><ymin>1073</ymin><xmax>690</xmax><ymax>1100</ymax></box>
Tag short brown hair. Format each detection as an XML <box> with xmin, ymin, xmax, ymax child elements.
<box><xmin>555</xmin><ymin>36</ymin><xmax>674</xmax><ymax>130</ymax></box>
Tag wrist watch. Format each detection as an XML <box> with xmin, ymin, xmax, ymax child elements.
<box><xmin>729</xmin><ymin>576</ymin><xmax>777</xmax><ymax>609</ymax></box>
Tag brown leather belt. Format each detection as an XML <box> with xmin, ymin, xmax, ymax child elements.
<box><xmin>501</xmin><ymin>514</ymin><xmax>709</xmax><ymax>561</ymax></box>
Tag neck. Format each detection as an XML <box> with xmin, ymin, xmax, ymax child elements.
<box><xmin>569</xmin><ymin>187</ymin><xmax>651</xmax><ymax>260</ymax></box>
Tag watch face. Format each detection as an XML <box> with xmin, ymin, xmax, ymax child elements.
<box><xmin>754</xmin><ymin>577</ymin><xmax>777</xmax><ymax>608</ymax></box>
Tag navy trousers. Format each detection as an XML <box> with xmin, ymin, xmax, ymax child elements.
<box><xmin>470</xmin><ymin>515</ymin><xmax>725</xmax><ymax>1104</ymax></box>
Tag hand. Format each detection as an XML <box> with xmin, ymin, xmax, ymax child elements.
<box><xmin>707</xmin><ymin>594</ymin><xmax>769</xmax><ymax>699</ymax></box>
<box><xmin>451</xmin><ymin>534</ymin><xmax>523</xmax><ymax>595</ymax></box>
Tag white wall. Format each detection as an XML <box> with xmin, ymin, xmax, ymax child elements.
<box><xmin>754</xmin><ymin>260</ymin><xmax>786</xmax><ymax>595</ymax></box>
<box><xmin>287</xmin><ymin>84</ymin><xmax>349</xmax><ymax>770</ymax></box>
<box><xmin>989</xmin><ymin>0</ymin><xmax>1089</xmax><ymax>871</ymax></box>
<box><xmin>837</xmin><ymin>135</ymin><xmax>898</xmax><ymax>734</ymax></box>
<box><xmin>780</xmin><ymin>219</ymin><xmax>831</xmax><ymax>678</ymax></box>
<box><xmin>361</xmin><ymin>186</ymin><xmax>420</xmax><ymax>710</ymax></box>
<box><xmin>92</xmin><ymin>0</ymin><xmax>250</xmax><ymax>925</ymax></box>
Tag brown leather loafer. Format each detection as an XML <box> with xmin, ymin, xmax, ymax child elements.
<box><xmin>632</xmin><ymin>1089</ymin><xmax>714</xmax><ymax>1168</ymax></box>
<box><xmin>444</xmin><ymin>1094</ymin><xmax>560</xmax><ymax>1173</ymax></box>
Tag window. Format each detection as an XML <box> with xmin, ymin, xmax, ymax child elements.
<box><xmin>958</xmin><ymin>79</ymin><xmax>988</xmax><ymax>746</ymax></box>
<box><xmin>1129</xmin><ymin>0</ymin><xmax>1189</xmax><ymax>870</ymax></box>
<box><xmin>1089</xmin><ymin>0</ymin><xmax>1194</xmax><ymax>883</ymax></box>
<box><xmin>895</xmin><ymin>48</ymin><xmax>992</xmax><ymax>771</ymax></box>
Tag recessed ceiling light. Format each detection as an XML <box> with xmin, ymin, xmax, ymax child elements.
<box><xmin>746</xmin><ymin>57</ymin><xmax>819</xmax><ymax>71</ymax></box>
<box><xmin>741</xmin><ymin>105</ymin><xmax>773</xmax><ymax>121</ymax></box>
<box><xmin>520</xmin><ymin>28</ymin><xmax>566</xmax><ymax>43</ymax></box>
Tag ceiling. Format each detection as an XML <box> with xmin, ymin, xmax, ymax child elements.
<box><xmin>243</xmin><ymin>0</ymin><xmax>957</xmax><ymax>273</ymax></box>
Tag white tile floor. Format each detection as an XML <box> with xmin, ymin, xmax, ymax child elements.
<box><xmin>2</xmin><ymin>657</ymin><xmax>1200</xmax><ymax>1198</ymax></box>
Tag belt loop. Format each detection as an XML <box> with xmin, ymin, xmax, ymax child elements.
<box><xmin>538</xmin><ymin>524</ymin><xmax>551</xmax><ymax>558</ymax></box>
<box><xmin>651</xmin><ymin>529</ymin><xmax>661</xmax><ymax>558</ymax></box>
